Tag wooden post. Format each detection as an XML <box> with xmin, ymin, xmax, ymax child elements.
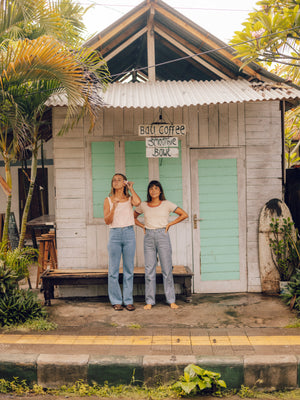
<box><xmin>147</xmin><ymin>2</ymin><xmax>156</xmax><ymax>81</ymax></box>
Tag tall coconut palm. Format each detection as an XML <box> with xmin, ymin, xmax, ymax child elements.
<box><xmin>0</xmin><ymin>0</ymin><xmax>109</xmax><ymax>249</ymax></box>
<box><xmin>0</xmin><ymin>35</ymin><xmax>109</xmax><ymax>248</ymax></box>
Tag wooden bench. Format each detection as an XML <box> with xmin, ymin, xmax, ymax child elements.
<box><xmin>41</xmin><ymin>265</ymin><xmax>193</xmax><ymax>305</ymax></box>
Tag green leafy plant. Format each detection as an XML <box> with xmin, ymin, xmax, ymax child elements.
<box><xmin>172</xmin><ymin>364</ymin><xmax>226</xmax><ymax>396</ymax></box>
<box><xmin>269</xmin><ymin>218</ymin><xmax>300</xmax><ymax>281</ymax></box>
<box><xmin>0</xmin><ymin>266</ymin><xmax>18</xmax><ymax>294</ymax></box>
<box><xmin>0</xmin><ymin>289</ymin><xmax>47</xmax><ymax>326</ymax></box>
<box><xmin>281</xmin><ymin>268</ymin><xmax>300</xmax><ymax>315</ymax></box>
<box><xmin>0</xmin><ymin>243</ymin><xmax>37</xmax><ymax>282</ymax></box>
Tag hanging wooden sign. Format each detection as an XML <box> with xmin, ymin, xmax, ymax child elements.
<box><xmin>138</xmin><ymin>124</ymin><xmax>186</xmax><ymax>136</ymax></box>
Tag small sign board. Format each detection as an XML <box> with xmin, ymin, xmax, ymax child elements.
<box><xmin>146</xmin><ymin>147</ymin><xmax>179</xmax><ymax>158</ymax></box>
<box><xmin>145</xmin><ymin>137</ymin><xmax>178</xmax><ymax>148</ymax></box>
<box><xmin>139</xmin><ymin>124</ymin><xmax>186</xmax><ymax>136</ymax></box>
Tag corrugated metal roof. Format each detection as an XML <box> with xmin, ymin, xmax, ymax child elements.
<box><xmin>47</xmin><ymin>79</ymin><xmax>300</xmax><ymax>109</ymax></box>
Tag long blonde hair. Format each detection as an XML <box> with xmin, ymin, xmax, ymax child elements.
<box><xmin>109</xmin><ymin>173</ymin><xmax>130</xmax><ymax>197</ymax></box>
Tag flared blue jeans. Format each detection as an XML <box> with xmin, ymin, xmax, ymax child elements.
<box><xmin>107</xmin><ymin>226</ymin><xmax>136</xmax><ymax>306</ymax></box>
<box><xmin>144</xmin><ymin>228</ymin><xmax>176</xmax><ymax>305</ymax></box>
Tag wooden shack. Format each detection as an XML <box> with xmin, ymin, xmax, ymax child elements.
<box><xmin>47</xmin><ymin>0</ymin><xmax>300</xmax><ymax>294</ymax></box>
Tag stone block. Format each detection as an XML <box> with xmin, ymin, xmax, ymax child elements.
<box><xmin>37</xmin><ymin>354</ymin><xmax>89</xmax><ymax>388</ymax></box>
<box><xmin>88</xmin><ymin>355</ymin><xmax>143</xmax><ymax>385</ymax></box>
<box><xmin>244</xmin><ymin>355</ymin><xmax>298</xmax><ymax>390</ymax></box>
<box><xmin>0</xmin><ymin>353</ymin><xmax>38</xmax><ymax>384</ymax></box>
<box><xmin>143</xmin><ymin>355</ymin><xmax>196</xmax><ymax>385</ymax></box>
<box><xmin>196</xmin><ymin>355</ymin><xmax>244</xmax><ymax>389</ymax></box>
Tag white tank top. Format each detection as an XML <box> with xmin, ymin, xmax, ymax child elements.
<box><xmin>107</xmin><ymin>197</ymin><xmax>134</xmax><ymax>228</ymax></box>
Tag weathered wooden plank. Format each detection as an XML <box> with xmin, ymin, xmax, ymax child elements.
<box><xmin>53</xmin><ymin>138</ymin><xmax>84</xmax><ymax>149</ymax></box>
<box><xmin>55</xmin><ymin>178</ymin><xmax>85</xmax><ymax>190</ymax></box>
<box><xmin>199</xmin><ymin>105</ymin><xmax>209</xmax><ymax>146</ymax></box>
<box><xmin>55</xmin><ymin>159</ymin><xmax>84</xmax><ymax>169</ymax></box>
<box><xmin>113</xmin><ymin>107</ymin><xmax>124</xmax><ymax>134</ymax></box>
<box><xmin>55</xmin><ymin>187</ymin><xmax>85</xmax><ymax>198</ymax></box>
<box><xmin>58</xmin><ymin>237</ymin><xmax>87</xmax><ymax>248</ymax></box>
<box><xmin>56</xmin><ymin>207</ymin><xmax>86</xmax><ymax>219</ymax></box>
<box><xmin>247</xmin><ymin>168</ymin><xmax>282</xmax><ymax>179</ymax></box>
<box><xmin>56</xmin><ymin>198</ymin><xmax>85</xmax><ymax>209</ymax></box>
<box><xmin>228</xmin><ymin>103</ymin><xmax>238</xmax><ymax>146</ymax></box>
<box><xmin>208</xmin><ymin>104</ymin><xmax>219</xmax><ymax>146</ymax></box>
<box><xmin>246</xmin><ymin>160</ymin><xmax>280</xmax><ymax>169</ymax></box>
<box><xmin>56</xmin><ymin>229</ymin><xmax>86</xmax><ymax>239</ymax></box>
<box><xmin>188</xmin><ymin>105</ymin><xmax>199</xmax><ymax>147</ymax></box>
<box><xmin>124</xmin><ymin>108</ymin><xmax>134</xmax><ymax>134</ymax></box>
<box><xmin>55</xmin><ymin>168</ymin><xmax>85</xmax><ymax>180</ymax></box>
<box><xmin>93</xmin><ymin>109</ymin><xmax>104</xmax><ymax>136</ymax></box>
<box><xmin>133</xmin><ymin>107</ymin><xmax>144</xmax><ymax>127</ymax></box>
<box><xmin>55</xmin><ymin>148</ymin><xmax>84</xmax><ymax>159</ymax></box>
<box><xmin>219</xmin><ymin>103</ymin><xmax>229</xmax><ymax>146</ymax></box>
<box><xmin>103</xmin><ymin>108</ymin><xmax>114</xmax><ymax>136</ymax></box>
<box><xmin>57</xmin><ymin>246</ymin><xmax>87</xmax><ymax>258</ymax></box>
<box><xmin>143</xmin><ymin>107</ymin><xmax>155</xmax><ymax>125</ymax></box>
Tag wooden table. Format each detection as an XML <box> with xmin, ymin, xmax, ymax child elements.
<box><xmin>27</xmin><ymin>215</ymin><xmax>56</xmax><ymax>248</ymax></box>
<box><xmin>41</xmin><ymin>265</ymin><xmax>193</xmax><ymax>305</ymax></box>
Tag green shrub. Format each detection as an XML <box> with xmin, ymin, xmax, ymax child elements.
<box><xmin>281</xmin><ymin>268</ymin><xmax>300</xmax><ymax>314</ymax></box>
<box><xmin>0</xmin><ymin>288</ymin><xmax>47</xmax><ymax>326</ymax></box>
<box><xmin>0</xmin><ymin>266</ymin><xmax>18</xmax><ymax>294</ymax></box>
<box><xmin>0</xmin><ymin>243</ymin><xmax>37</xmax><ymax>281</ymax></box>
<box><xmin>172</xmin><ymin>364</ymin><xmax>226</xmax><ymax>396</ymax></box>
<box><xmin>269</xmin><ymin>218</ymin><xmax>300</xmax><ymax>281</ymax></box>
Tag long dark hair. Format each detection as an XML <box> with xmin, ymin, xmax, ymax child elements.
<box><xmin>110</xmin><ymin>173</ymin><xmax>129</xmax><ymax>197</ymax></box>
<box><xmin>147</xmin><ymin>180</ymin><xmax>166</xmax><ymax>202</ymax></box>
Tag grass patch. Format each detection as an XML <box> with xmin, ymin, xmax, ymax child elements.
<box><xmin>0</xmin><ymin>378</ymin><xmax>179</xmax><ymax>399</ymax></box>
<box><xmin>285</xmin><ymin>319</ymin><xmax>300</xmax><ymax>328</ymax></box>
<box><xmin>128</xmin><ymin>323</ymin><xmax>142</xmax><ymax>329</ymax></box>
<box><xmin>1</xmin><ymin>317</ymin><xmax>57</xmax><ymax>332</ymax></box>
<box><xmin>2</xmin><ymin>379</ymin><xmax>300</xmax><ymax>399</ymax></box>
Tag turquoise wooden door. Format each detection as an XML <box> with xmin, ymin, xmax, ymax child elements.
<box><xmin>191</xmin><ymin>149</ymin><xmax>246</xmax><ymax>293</ymax></box>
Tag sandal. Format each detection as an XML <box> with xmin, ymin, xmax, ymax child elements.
<box><xmin>125</xmin><ymin>304</ymin><xmax>135</xmax><ymax>311</ymax></box>
<box><xmin>112</xmin><ymin>304</ymin><xmax>123</xmax><ymax>311</ymax></box>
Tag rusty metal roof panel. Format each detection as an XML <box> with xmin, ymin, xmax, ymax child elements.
<box><xmin>47</xmin><ymin>79</ymin><xmax>300</xmax><ymax>109</ymax></box>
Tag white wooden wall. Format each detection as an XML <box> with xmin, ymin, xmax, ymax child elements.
<box><xmin>53</xmin><ymin>100</ymin><xmax>283</xmax><ymax>292</ymax></box>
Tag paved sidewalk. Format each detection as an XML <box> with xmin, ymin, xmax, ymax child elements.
<box><xmin>0</xmin><ymin>290</ymin><xmax>299</xmax><ymax>390</ymax></box>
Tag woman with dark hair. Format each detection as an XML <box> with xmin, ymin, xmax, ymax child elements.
<box><xmin>134</xmin><ymin>180</ymin><xmax>188</xmax><ymax>310</ymax></box>
<box><xmin>104</xmin><ymin>173</ymin><xmax>141</xmax><ymax>311</ymax></box>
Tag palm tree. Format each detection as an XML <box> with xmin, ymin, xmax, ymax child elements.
<box><xmin>0</xmin><ymin>0</ymin><xmax>109</xmax><ymax>249</ymax></box>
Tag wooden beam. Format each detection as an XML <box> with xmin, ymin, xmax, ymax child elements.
<box><xmin>89</xmin><ymin>4</ymin><xmax>150</xmax><ymax>51</ymax></box>
<box><xmin>157</xmin><ymin>36</ymin><xmax>218</xmax><ymax>80</ymax></box>
<box><xmin>101</xmin><ymin>20</ymin><xmax>145</xmax><ymax>57</ymax></box>
<box><xmin>153</xmin><ymin>2</ymin><xmax>261</xmax><ymax>80</ymax></box>
<box><xmin>155</xmin><ymin>22</ymin><xmax>236</xmax><ymax>79</ymax></box>
<box><xmin>147</xmin><ymin>5</ymin><xmax>156</xmax><ymax>81</ymax></box>
<box><xmin>104</xmin><ymin>27</ymin><xmax>147</xmax><ymax>62</ymax></box>
<box><xmin>155</xmin><ymin>26</ymin><xmax>229</xmax><ymax>80</ymax></box>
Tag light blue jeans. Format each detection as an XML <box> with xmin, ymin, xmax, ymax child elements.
<box><xmin>144</xmin><ymin>228</ymin><xmax>176</xmax><ymax>305</ymax></box>
<box><xmin>108</xmin><ymin>226</ymin><xmax>136</xmax><ymax>306</ymax></box>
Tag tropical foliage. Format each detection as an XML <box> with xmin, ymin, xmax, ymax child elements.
<box><xmin>172</xmin><ymin>364</ymin><xmax>226</xmax><ymax>396</ymax></box>
<box><xmin>281</xmin><ymin>268</ymin><xmax>300</xmax><ymax>313</ymax></box>
<box><xmin>231</xmin><ymin>0</ymin><xmax>300</xmax><ymax>169</ymax></box>
<box><xmin>0</xmin><ymin>0</ymin><xmax>109</xmax><ymax>249</ymax></box>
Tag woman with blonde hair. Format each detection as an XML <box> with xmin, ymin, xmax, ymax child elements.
<box><xmin>104</xmin><ymin>173</ymin><xmax>141</xmax><ymax>311</ymax></box>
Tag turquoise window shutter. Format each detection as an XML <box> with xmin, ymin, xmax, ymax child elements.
<box><xmin>125</xmin><ymin>141</ymin><xmax>149</xmax><ymax>202</ymax></box>
<box><xmin>91</xmin><ymin>142</ymin><xmax>115</xmax><ymax>218</ymax></box>
<box><xmin>159</xmin><ymin>141</ymin><xmax>183</xmax><ymax>209</ymax></box>
<box><xmin>198</xmin><ymin>158</ymin><xmax>240</xmax><ymax>281</ymax></box>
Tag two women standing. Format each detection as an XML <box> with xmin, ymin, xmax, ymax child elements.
<box><xmin>104</xmin><ymin>175</ymin><xmax>188</xmax><ymax>310</ymax></box>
